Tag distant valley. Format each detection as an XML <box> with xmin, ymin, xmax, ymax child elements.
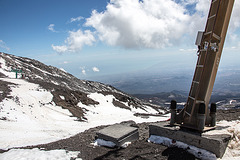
<box><xmin>94</xmin><ymin>68</ymin><xmax>240</xmax><ymax>109</ymax></box>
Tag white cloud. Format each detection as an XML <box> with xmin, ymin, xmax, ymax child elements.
<box><xmin>48</xmin><ymin>24</ymin><xmax>57</xmax><ymax>32</ymax></box>
<box><xmin>226</xmin><ymin>0</ymin><xmax>240</xmax><ymax>43</ymax></box>
<box><xmin>52</xmin><ymin>0</ymin><xmax>240</xmax><ymax>52</ymax></box>
<box><xmin>70</xmin><ymin>16</ymin><xmax>84</xmax><ymax>23</ymax></box>
<box><xmin>229</xmin><ymin>0</ymin><xmax>240</xmax><ymax>31</ymax></box>
<box><xmin>66</xmin><ymin>30</ymin><xmax>95</xmax><ymax>52</ymax></box>
<box><xmin>92</xmin><ymin>67</ymin><xmax>100</xmax><ymax>72</ymax></box>
<box><xmin>82</xmin><ymin>69</ymin><xmax>86</xmax><ymax>75</ymax></box>
<box><xmin>0</xmin><ymin>40</ymin><xmax>10</xmax><ymax>51</ymax></box>
<box><xmin>52</xmin><ymin>29</ymin><xmax>95</xmax><ymax>53</ymax></box>
<box><xmin>80</xmin><ymin>67</ymin><xmax>86</xmax><ymax>75</ymax></box>
<box><xmin>51</xmin><ymin>44</ymin><xmax>68</xmax><ymax>53</ymax></box>
<box><xmin>85</xmin><ymin>0</ymin><xmax>192</xmax><ymax>49</ymax></box>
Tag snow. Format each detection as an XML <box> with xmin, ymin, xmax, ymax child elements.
<box><xmin>60</xmin><ymin>68</ymin><xmax>67</xmax><ymax>72</ymax></box>
<box><xmin>0</xmin><ymin>148</ymin><xmax>81</xmax><ymax>160</ymax></box>
<box><xmin>82</xmin><ymin>92</ymin><xmax>170</xmax><ymax>126</ymax></box>
<box><xmin>60</xmin><ymin>95</ymin><xmax>65</xmax><ymax>100</ymax></box>
<box><xmin>94</xmin><ymin>139</ymin><xmax>132</xmax><ymax>148</ymax></box>
<box><xmin>28</xmin><ymin>63</ymin><xmax>53</xmax><ymax>77</ymax></box>
<box><xmin>148</xmin><ymin>135</ymin><xmax>217</xmax><ymax>160</ymax></box>
<box><xmin>132</xmin><ymin>104</ymin><xmax>163</xmax><ymax>114</ymax></box>
<box><xmin>0</xmin><ymin>78</ymin><xmax>84</xmax><ymax>150</ymax></box>
<box><xmin>210</xmin><ymin>120</ymin><xmax>240</xmax><ymax>159</ymax></box>
<box><xmin>0</xmin><ymin>78</ymin><xmax>170</xmax><ymax>151</ymax></box>
<box><xmin>94</xmin><ymin>139</ymin><xmax>116</xmax><ymax>148</ymax></box>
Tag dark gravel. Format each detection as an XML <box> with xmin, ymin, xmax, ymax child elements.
<box><xmin>19</xmin><ymin>121</ymin><xmax>198</xmax><ymax>160</ymax></box>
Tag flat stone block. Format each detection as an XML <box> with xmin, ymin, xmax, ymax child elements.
<box><xmin>97</xmin><ymin>124</ymin><xmax>139</xmax><ymax>146</ymax></box>
<box><xmin>149</xmin><ymin>122</ymin><xmax>231</xmax><ymax>158</ymax></box>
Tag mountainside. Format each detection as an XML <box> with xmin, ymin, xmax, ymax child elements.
<box><xmin>1</xmin><ymin>52</ymin><xmax>240</xmax><ymax>160</ymax></box>
<box><xmin>0</xmin><ymin>52</ymin><xmax>168</xmax><ymax>150</ymax></box>
<box><xmin>0</xmin><ymin>52</ymin><xmax>166</xmax><ymax>120</ymax></box>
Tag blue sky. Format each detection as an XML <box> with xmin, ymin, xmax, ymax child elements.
<box><xmin>0</xmin><ymin>0</ymin><xmax>240</xmax><ymax>81</ymax></box>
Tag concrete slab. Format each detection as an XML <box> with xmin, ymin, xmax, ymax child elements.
<box><xmin>149</xmin><ymin>122</ymin><xmax>231</xmax><ymax>158</ymax></box>
<box><xmin>97</xmin><ymin>124</ymin><xmax>139</xmax><ymax>146</ymax></box>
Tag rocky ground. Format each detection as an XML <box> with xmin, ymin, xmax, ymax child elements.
<box><xmin>9</xmin><ymin>109</ymin><xmax>239</xmax><ymax>160</ymax></box>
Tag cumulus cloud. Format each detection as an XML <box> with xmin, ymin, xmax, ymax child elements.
<box><xmin>86</xmin><ymin>0</ymin><xmax>192</xmax><ymax>49</ymax></box>
<box><xmin>52</xmin><ymin>29</ymin><xmax>95</xmax><ymax>53</ymax></box>
<box><xmin>69</xmin><ymin>16</ymin><xmax>84</xmax><ymax>23</ymax></box>
<box><xmin>92</xmin><ymin>67</ymin><xmax>100</xmax><ymax>72</ymax></box>
<box><xmin>52</xmin><ymin>0</ymin><xmax>240</xmax><ymax>52</ymax></box>
<box><xmin>66</xmin><ymin>30</ymin><xmax>95</xmax><ymax>51</ymax></box>
<box><xmin>48</xmin><ymin>24</ymin><xmax>57</xmax><ymax>32</ymax></box>
<box><xmin>0</xmin><ymin>40</ymin><xmax>10</xmax><ymax>51</ymax></box>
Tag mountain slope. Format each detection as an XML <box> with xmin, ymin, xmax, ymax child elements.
<box><xmin>0</xmin><ymin>52</ymin><xmax>167</xmax><ymax>120</ymax></box>
<box><xmin>0</xmin><ymin>52</ymin><xmax>169</xmax><ymax>149</ymax></box>
<box><xmin>1</xmin><ymin>52</ymin><xmax>240</xmax><ymax>160</ymax></box>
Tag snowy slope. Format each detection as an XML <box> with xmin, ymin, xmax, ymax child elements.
<box><xmin>0</xmin><ymin>52</ymin><xmax>169</xmax><ymax>150</ymax></box>
<box><xmin>0</xmin><ymin>77</ymin><xmax>169</xmax><ymax>150</ymax></box>
<box><xmin>0</xmin><ymin>52</ymin><xmax>135</xmax><ymax>93</ymax></box>
<box><xmin>0</xmin><ymin>78</ymin><xmax>83</xmax><ymax>149</ymax></box>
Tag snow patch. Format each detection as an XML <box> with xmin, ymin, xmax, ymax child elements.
<box><xmin>94</xmin><ymin>139</ymin><xmax>116</xmax><ymax>148</ymax></box>
<box><xmin>0</xmin><ymin>78</ymin><xmax>85</xmax><ymax>149</ymax></box>
<box><xmin>0</xmin><ymin>148</ymin><xmax>81</xmax><ymax>160</ymax></box>
<box><xmin>214</xmin><ymin>120</ymin><xmax>240</xmax><ymax>159</ymax></box>
<box><xmin>94</xmin><ymin>139</ymin><xmax>131</xmax><ymax>148</ymax></box>
<box><xmin>59</xmin><ymin>95</ymin><xmax>65</xmax><ymax>100</ymax></box>
<box><xmin>148</xmin><ymin>135</ymin><xmax>217</xmax><ymax>160</ymax></box>
<box><xmin>60</xmin><ymin>68</ymin><xmax>66</xmax><ymax>72</ymax></box>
